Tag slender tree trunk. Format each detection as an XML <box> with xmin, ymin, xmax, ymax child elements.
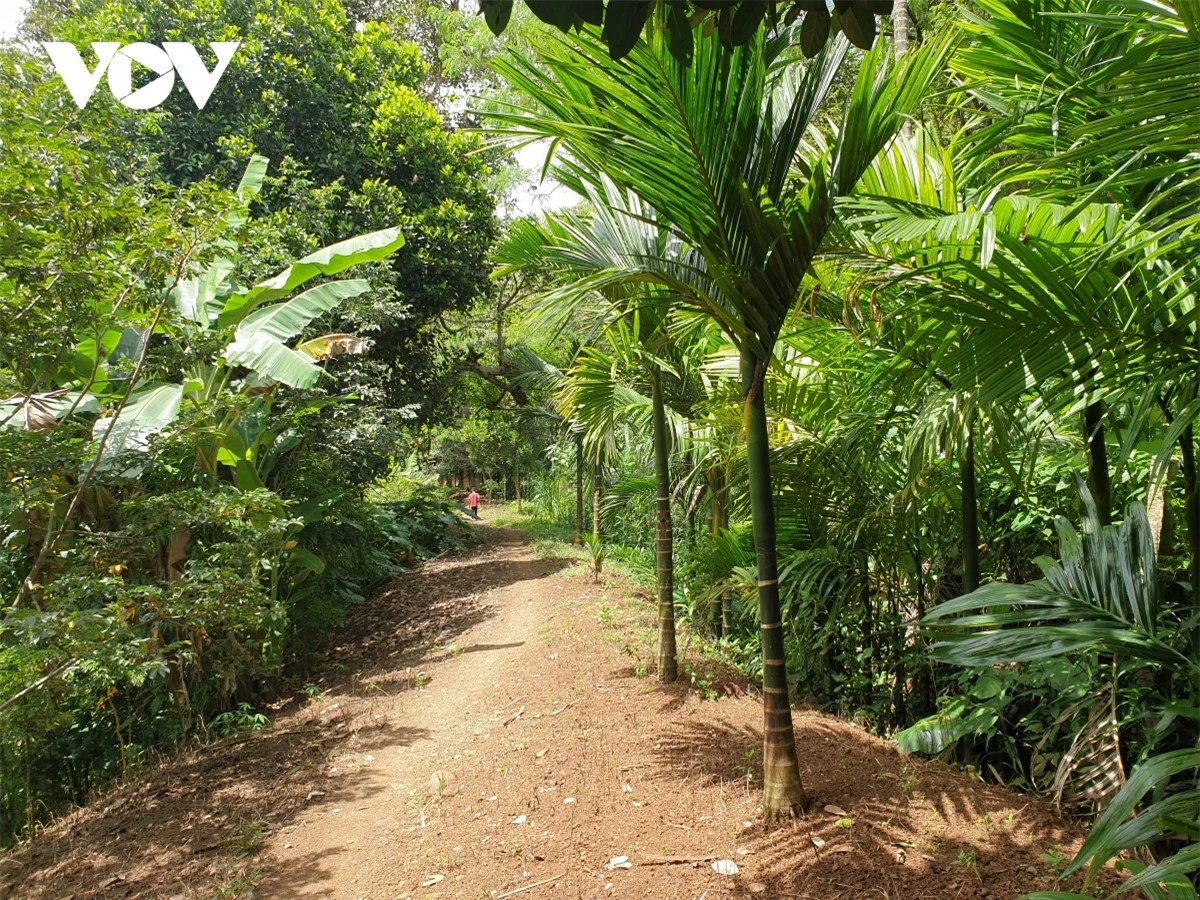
<box><xmin>962</xmin><ymin>421</ymin><xmax>980</xmax><ymax>594</ymax></box>
<box><xmin>593</xmin><ymin>460</ymin><xmax>603</xmax><ymax>581</ymax></box>
<box><xmin>1085</xmin><ymin>402</ymin><xmax>1112</xmax><ymax>525</ymax></box>
<box><xmin>741</xmin><ymin>347</ymin><xmax>806</xmax><ymax>817</ymax></box>
<box><xmin>718</xmin><ymin>465</ymin><xmax>733</xmax><ymax>637</ymax></box>
<box><xmin>914</xmin><ymin>543</ymin><xmax>934</xmax><ymax>717</ymax></box>
<box><xmin>710</xmin><ymin>468</ymin><xmax>725</xmax><ymax>638</ymax></box>
<box><xmin>1180</xmin><ymin>425</ymin><xmax>1199</xmax><ymax>598</ymax></box>
<box><xmin>893</xmin><ymin>0</ymin><xmax>912</xmax><ymax>140</ymax></box>
<box><xmin>651</xmin><ymin>374</ymin><xmax>678</xmax><ymax>682</ymax></box>
<box><xmin>574</xmin><ymin>431</ymin><xmax>584</xmax><ymax>545</ymax></box>
<box><xmin>888</xmin><ymin>584</ymin><xmax>906</xmax><ymax>728</ymax></box>
<box><xmin>515</xmin><ymin>458</ymin><xmax>522</xmax><ymax>513</ymax></box>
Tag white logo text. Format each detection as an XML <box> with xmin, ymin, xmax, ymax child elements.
<box><xmin>42</xmin><ymin>41</ymin><xmax>240</xmax><ymax>110</ymax></box>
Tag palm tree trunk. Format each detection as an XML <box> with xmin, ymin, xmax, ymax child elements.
<box><xmin>651</xmin><ymin>373</ymin><xmax>678</xmax><ymax>683</ymax></box>
<box><xmin>718</xmin><ymin>465</ymin><xmax>733</xmax><ymax>637</ymax></box>
<box><xmin>574</xmin><ymin>431</ymin><xmax>584</xmax><ymax>545</ymax></box>
<box><xmin>741</xmin><ymin>347</ymin><xmax>806</xmax><ymax>818</ymax></box>
<box><xmin>893</xmin><ymin>0</ymin><xmax>912</xmax><ymax>140</ymax></box>
<box><xmin>593</xmin><ymin>460</ymin><xmax>603</xmax><ymax>580</ymax></box>
<box><xmin>962</xmin><ymin>421</ymin><xmax>980</xmax><ymax>593</ymax></box>
<box><xmin>709</xmin><ymin>468</ymin><xmax>725</xmax><ymax>638</ymax></box>
<box><xmin>1085</xmin><ymin>402</ymin><xmax>1112</xmax><ymax>525</ymax></box>
<box><xmin>1180</xmin><ymin>424</ymin><xmax>1198</xmax><ymax>598</ymax></box>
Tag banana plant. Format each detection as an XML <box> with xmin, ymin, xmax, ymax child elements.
<box><xmin>91</xmin><ymin>156</ymin><xmax>404</xmax><ymax>480</ymax></box>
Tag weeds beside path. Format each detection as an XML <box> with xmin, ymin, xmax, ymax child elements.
<box><xmin>1</xmin><ymin>522</ymin><xmax>1112</xmax><ymax>899</ymax></box>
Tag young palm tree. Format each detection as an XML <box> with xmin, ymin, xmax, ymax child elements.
<box><xmin>491</xmin><ymin>22</ymin><xmax>945</xmax><ymax>815</ymax></box>
<box><xmin>564</xmin><ymin>327</ymin><xmax>684</xmax><ymax>682</ymax></box>
<box><xmin>497</xmin><ymin>189</ymin><xmax>688</xmax><ymax>681</ymax></box>
<box><xmin>949</xmin><ymin>0</ymin><xmax>1200</xmax><ymax>588</ymax></box>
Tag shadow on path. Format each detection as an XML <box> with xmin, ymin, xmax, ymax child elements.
<box><xmin>0</xmin><ymin>525</ymin><xmax>547</xmax><ymax>900</ymax></box>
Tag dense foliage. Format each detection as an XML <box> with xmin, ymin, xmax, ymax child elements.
<box><xmin>2</xmin><ymin>0</ymin><xmax>1197</xmax><ymax>895</ymax></box>
<box><xmin>482</xmin><ymin>0</ymin><xmax>1199</xmax><ymax>891</ymax></box>
<box><xmin>0</xmin><ymin>0</ymin><xmax>488</xmax><ymax>846</ymax></box>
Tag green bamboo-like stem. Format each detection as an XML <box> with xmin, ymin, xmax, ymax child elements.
<box><xmin>709</xmin><ymin>467</ymin><xmax>725</xmax><ymax>638</ymax></box>
<box><xmin>651</xmin><ymin>373</ymin><xmax>678</xmax><ymax>683</ymax></box>
<box><xmin>720</xmin><ymin>464</ymin><xmax>733</xmax><ymax>639</ymax></box>
<box><xmin>1180</xmin><ymin>424</ymin><xmax>1198</xmax><ymax>599</ymax></box>
<box><xmin>574</xmin><ymin>431</ymin><xmax>584</xmax><ymax>545</ymax></box>
<box><xmin>1085</xmin><ymin>402</ymin><xmax>1112</xmax><ymax>526</ymax></box>
<box><xmin>593</xmin><ymin>460</ymin><xmax>603</xmax><ymax>581</ymax></box>
<box><xmin>741</xmin><ymin>347</ymin><xmax>806</xmax><ymax>817</ymax></box>
<box><xmin>962</xmin><ymin>420</ymin><xmax>980</xmax><ymax>594</ymax></box>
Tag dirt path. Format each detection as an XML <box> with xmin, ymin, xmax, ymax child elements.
<box><xmin>1</xmin><ymin>524</ymin><xmax>1114</xmax><ymax>900</ymax></box>
<box><xmin>255</xmin><ymin>526</ymin><xmax>566</xmax><ymax>897</ymax></box>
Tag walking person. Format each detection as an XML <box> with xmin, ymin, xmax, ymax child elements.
<box><xmin>467</xmin><ymin>487</ymin><xmax>480</xmax><ymax>520</ymax></box>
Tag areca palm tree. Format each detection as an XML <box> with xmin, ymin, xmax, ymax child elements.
<box><xmin>490</xmin><ymin>21</ymin><xmax>945</xmax><ymax>815</ymax></box>
<box><xmin>947</xmin><ymin>0</ymin><xmax>1200</xmax><ymax>586</ymax></box>
<box><xmin>561</xmin><ymin>319</ymin><xmax>688</xmax><ymax>682</ymax></box>
<box><xmin>497</xmin><ymin>183</ymin><xmax>700</xmax><ymax>683</ymax></box>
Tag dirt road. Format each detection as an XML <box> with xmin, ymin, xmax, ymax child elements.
<box><xmin>2</xmin><ymin>524</ymin><xmax>1110</xmax><ymax>900</ymax></box>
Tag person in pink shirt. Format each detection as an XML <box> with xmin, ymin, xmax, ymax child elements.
<box><xmin>467</xmin><ymin>488</ymin><xmax>480</xmax><ymax>519</ymax></box>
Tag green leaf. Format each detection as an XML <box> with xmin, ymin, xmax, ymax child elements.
<box><xmin>173</xmin><ymin>258</ymin><xmax>234</xmax><ymax>327</ymax></box>
<box><xmin>527</xmin><ymin>0</ymin><xmax>576</xmax><ymax>31</ymax></box>
<box><xmin>482</xmin><ymin>0</ymin><xmax>513</xmax><ymax>35</ymax></box>
<box><xmin>235</xmin><ymin>279</ymin><xmax>369</xmax><ymax>343</ymax></box>
<box><xmin>292</xmin><ymin>490</ymin><xmax>350</xmax><ymax>524</ymax></box>
<box><xmin>1119</xmin><ymin>851</ymin><xmax>1200</xmax><ymax>898</ymax></box>
<box><xmin>236</xmin><ymin>155</ymin><xmax>268</xmax><ymax>204</ymax></box>
<box><xmin>224</xmin><ymin>155</ymin><xmax>269</xmax><ymax>231</ymax></box>
<box><xmin>716</xmin><ymin>4</ymin><xmax>735</xmax><ymax>48</ymax></box>
<box><xmin>233</xmin><ymin>458</ymin><xmax>263</xmax><ymax>490</ymax></box>
<box><xmin>731</xmin><ymin>1</ymin><xmax>766</xmax><ymax>45</ymax></box>
<box><xmin>92</xmin><ymin>383</ymin><xmax>184</xmax><ymax>473</ymax></box>
<box><xmin>602</xmin><ymin>0</ymin><xmax>652</xmax><ymax>59</ymax></box>
<box><xmin>665</xmin><ymin>1</ymin><xmax>695</xmax><ymax>65</ymax></box>
<box><xmin>288</xmin><ymin>548</ymin><xmax>327</xmax><ymax>576</ymax></box>
<box><xmin>576</xmin><ymin>0</ymin><xmax>604</xmax><ymax>26</ymax></box>
<box><xmin>837</xmin><ymin>3</ymin><xmax>876</xmax><ymax>50</ymax></box>
<box><xmin>223</xmin><ymin>334</ymin><xmax>326</xmax><ymax>389</ymax></box>
<box><xmin>895</xmin><ymin>702</ymin><xmax>998</xmax><ymax>754</ymax></box>
<box><xmin>220</xmin><ymin>227</ymin><xmax>404</xmax><ymax>326</ymax></box>
<box><xmin>799</xmin><ymin>5</ymin><xmax>830</xmax><ymax>57</ymax></box>
<box><xmin>970</xmin><ymin>671</ymin><xmax>1003</xmax><ymax>700</ymax></box>
<box><xmin>1064</xmin><ymin>748</ymin><xmax>1200</xmax><ymax>878</ymax></box>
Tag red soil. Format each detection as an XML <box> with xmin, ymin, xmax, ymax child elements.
<box><xmin>0</xmin><ymin>524</ymin><xmax>1119</xmax><ymax>900</ymax></box>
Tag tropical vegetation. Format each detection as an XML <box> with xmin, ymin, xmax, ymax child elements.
<box><xmin>1</xmin><ymin>0</ymin><xmax>1196</xmax><ymax>896</ymax></box>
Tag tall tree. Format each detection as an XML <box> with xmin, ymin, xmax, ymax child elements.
<box><xmin>28</xmin><ymin>0</ymin><xmax>499</xmax><ymax>454</ymax></box>
<box><xmin>497</xmin><ymin>184</ymin><xmax>693</xmax><ymax>684</ymax></box>
<box><xmin>491</xmin><ymin>22</ymin><xmax>944</xmax><ymax>816</ymax></box>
